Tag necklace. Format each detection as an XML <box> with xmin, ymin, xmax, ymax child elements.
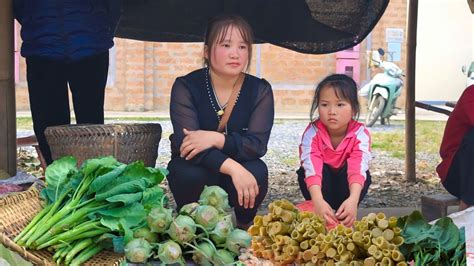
<box><xmin>205</xmin><ymin>68</ymin><xmax>242</xmax><ymax>120</ymax></box>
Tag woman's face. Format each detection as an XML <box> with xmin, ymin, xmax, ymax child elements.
<box><xmin>206</xmin><ymin>25</ymin><xmax>249</xmax><ymax>78</ymax></box>
<box><xmin>318</xmin><ymin>86</ymin><xmax>354</xmax><ymax>136</ymax></box>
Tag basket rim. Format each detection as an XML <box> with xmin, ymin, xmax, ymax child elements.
<box><xmin>45</xmin><ymin>123</ymin><xmax>162</xmax><ymax>130</ymax></box>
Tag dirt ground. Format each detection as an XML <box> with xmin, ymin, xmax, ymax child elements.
<box><xmin>154</xmin><ymin>150</ymin><xmax>446</xmax><ymax>215</ymax></box>
<box><xmin>253</xmin><ymin>151</ymin><xmax>445</xmax><ymax>215</ymax></box>
<box><xmin>15</xmin><ymin>135</ymin><xmax>447</xmax><ymax>216</ymax></box>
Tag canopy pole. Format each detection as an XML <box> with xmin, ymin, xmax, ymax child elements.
<box><xmin>0</xmin><ymin>0</ymin><xmax>17</xmax><ymax>178</ymax></box>
<box><xmin>405</xmin><ymin>0</ymin><xmax>418</xmax><ymax>182</ymax></box>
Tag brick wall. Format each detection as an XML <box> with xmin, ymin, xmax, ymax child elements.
<box><xmin>15</xmin><ymin>0</ymin><xmax>407</xmax><ymax>116</ymax></box>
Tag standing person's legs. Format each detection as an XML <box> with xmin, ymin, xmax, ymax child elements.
<box><xmin>443</xmin><ymin>128</ymin><xmax>474</xmax><ymax>210</ymax></box>
<box><xmin>297</xmin><ymin>164</ymin><xmax>371</xmax><ymax>210</ymax></box>
<box><xmin>167</xmin><ymin>157</ymin><xmax>220</xmax><ymax>210</ymax></box>
<box><xmin>219</xmin><ymin>159</ymin><xmax>269</xmax><ymax>226</ymax></box>
<box><xmin>68</xmin><ymin>51</ymin><xmax>109</xmax><ymax>124</ymax></box>
<box><xmin>26</xmin><ymin>57</ymin><xmax>70</xmax><ymax>165</ymax></box>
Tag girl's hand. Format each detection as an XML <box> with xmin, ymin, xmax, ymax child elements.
<box><xmin>336</xmin><ymin>182</ymin><xmax>363</xmax><ymax>227</ymax></box>
<box><xmin>180</xmin><ymin>128</ymin><xmax>224</xmax><ymax>160</ymax></box>
<box><xmin>308</xmin><ymin>186</ymin><xmax>338</xmax><ymax>225</ymax></box>
<box><xmin>229</xmin><ymin>166</ymin><xmax>259</xmax><ymax>209</ymax></box>
<box><xmin>312</xmin><ymin>199</ymin><xmax>339</xmax><ymax>226</ymax></box>
<box><xmin>335</xmin><ymin>196</ymin><xmax>358</xmax><ymax>227</ymax></box>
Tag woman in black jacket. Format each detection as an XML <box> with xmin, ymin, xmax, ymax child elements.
<box><xmin>167</xmin><ymin>15</ymin><xmax>274</xmax><ymax>229</ymax></box>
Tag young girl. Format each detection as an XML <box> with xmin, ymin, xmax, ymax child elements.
<box><xmin>166</xmin><ymin>15</ymin><xmax>274</xmax><ymax>229</ymax></box>
<box><xmin>298</xmin><ymin>74</ymin><xmax>372</xmax><ymax>227</ymax></box>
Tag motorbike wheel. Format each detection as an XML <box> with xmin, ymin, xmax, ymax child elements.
<box><xmin>365</xmin><ymin>95</ymin><xmax>386</xmax><ymax>127</ymax></box>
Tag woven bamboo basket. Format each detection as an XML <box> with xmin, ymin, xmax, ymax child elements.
<box><xmin>45</xmin><ymin>123</ymin><xmax>162</xmax><ymax>167</ymax></box>
<box><xmin>0</xmin><ymin>187</ymin><xmax>124</xmax><ymax>265</ymax></box>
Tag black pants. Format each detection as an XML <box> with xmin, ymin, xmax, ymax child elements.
<box><xmin>26</xmin><ymin>52</ymin><xmax>109</xmax><ymax>164</ymax></box>
<box><xmin>443</xmin><ymin>128</ymin><xmax>474</xmax><ymax>205</ymax></box>
<box><xmin>297</xmin><ymin>164</ymin><xmax>371</xmax><ymax>210</ymax></box>
<box><xmin>167</xmin><ymin>157</ymin><xmax>269</xmax><ymax>224</ymax></box>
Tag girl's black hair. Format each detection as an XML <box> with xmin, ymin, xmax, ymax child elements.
<box><xmin>309</xmin><ymin>74</ymin><xmax>360</xmax><ymax>122</ymax></box>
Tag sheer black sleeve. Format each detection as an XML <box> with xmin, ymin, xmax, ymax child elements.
<box><xmin>221</xmin><ymin>80</ymin><xmax>274</xmax><ymax>160</ymax></box>
<box><xmin>169</xmin><ymin>78</ymin><xmax>229</xmax><ymax>171</ymax></box>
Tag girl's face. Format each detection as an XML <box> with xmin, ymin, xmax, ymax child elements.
<box><xmin>205</xmin><ymin>25</ymin><xmax>249</xmax><ymax>78</ymax></box>
<box><xmin>318</xmin><ymin>85</ymin><xmax>354</xmax><ymax>136</ymax></box>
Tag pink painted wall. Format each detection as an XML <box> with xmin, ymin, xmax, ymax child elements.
<box><xmin>335</xmin><ymin>44</ymin><xmax>360</xmax><ymax>84</ymax></box>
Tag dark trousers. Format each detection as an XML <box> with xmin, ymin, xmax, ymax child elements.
<box><xmin>297</xmin><ymin>164</ymin><xmax>371</xmax><ymax>210</ymax></box>
<box><xmin>167</xmin><ymin>157</ymin><xmax>269</xmax><ymax>224</ymax></box>
<box><xmin>443</xmin><ymin>128</ymin><xmax>474</xmax><ymax>205</ymax></box>
<box><xmin>26</xmin><ymin>52</ymin><xmax>109</xmax><ymax>164</ymax></box>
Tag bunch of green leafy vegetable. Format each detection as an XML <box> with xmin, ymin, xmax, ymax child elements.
<box><xmin>124</xmin><ymin>185</ymin><xmax>251</xmax><ymax>265</ymax></box>
<box><xmin>398</xmin><ymin>210</ymin><xmax>466</xmax><ymax>266</ymax></box>
<box><xmin>15</xmin><ymin>156</ymin><xmax>167</xmax><ymax>265</ymax></box>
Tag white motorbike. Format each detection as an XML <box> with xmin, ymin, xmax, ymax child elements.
<box><xmin>359</xmin><ymin>48</ymin><xmax>404</xmax><ymax>127</ymax></box>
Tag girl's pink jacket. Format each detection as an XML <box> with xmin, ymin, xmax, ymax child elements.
<box><xmin>299</xmin><ymin>119</ymin><xmax>372</xmax><ymax>188</ymax></box>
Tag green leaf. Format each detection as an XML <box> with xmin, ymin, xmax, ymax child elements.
<box><xmin>80</xmin><ymin>156</ymin><xmax>118</xmax><ymax>177</ymax></box>
<box><xmin>421</xmin><ymin>251</ymin><xmax>438</xmax><ymax>265</ymax></box>
<box><xmin>141</xmin><ymin>186</ymin><xmax>166</xmax><ymax>211</ymax></box>
<box><xmin>99</xmin><ymin>203</ymin><xmax>145</xmax><ymax>227</ymax></box>
<box><xmin>401</xmin><ymin>211</ymin><xmax>431</xmax><ymax>241</ymax></box>
<box><xmin>434</xmin><ymin>217</ymin><xmax>460</xmax><ymax>252</ymax></box>
<box><xmin>106</xmin><ymin>192</ymin><xmax>143</xmax><ymax>205</ymax></box>
<box><xmin>40</xmin><ymin>156</ymin><xmax>78</xmax><ymax>203</ymax></box>
<box><xmin>99</xmin><ymin>203</ymin><xmax>146</xmax><ymax>244</ymax></box>
<box><xmin>400</xmin><ymin>210</ymin><xmax>466</xmax><ymax>265</ymax></box>
<box><xmin>122</xmin><ymin>161</ymin><xmax>166</xmax><ymax>186</ymax></box>
<box><xmin>100</xmin><ymin>217</ymin><xmax>121</xmax><ymax>232</ymax></box>
<box><xmin>459</xmin><ymin>226</ymin><xmax>466</xmax><ymax>244</ymax></box>
<box><xmin>146</xmin><ymin>167</ymin><xmax>167</xmax><ymax>185</ymax></box>
<box><xmin>0</xmin><ymin>244</ymin><xmax>33</xmax><ymax>266</ymax></box>
<box><xmin>123</xmin><ymin>226</ymin><xmax>135</xmax><ymax>244</ymax></box>
<box><xmin>88</xmin><ymin>164</ymin><xmax>127</xmax><ymax>194</ymax></box>
<box><xmin>121</xmin><ymin>161</ymin><xmax>147</xmax><ymax>177</ymax></box>
<box><xmin>42</xmin><ymin>171</ymin><xmax>83</xmax><ymax>204</ymax></box>
<box><xmin>95</xmin><ymin>179</ymin><xmax>149</xmax><ymax>201</ymax></box>
<box><xmin>44</xmin><ymin>156</ymin><xmax>77</xmax><ymax>188</ymax></box>
<box><xmin>450</xmin><ymin>226</ymin><xmax>466</xmax><ymax>264</ymax></box>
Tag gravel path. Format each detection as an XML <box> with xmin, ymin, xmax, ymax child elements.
<box><xmin>17</xmin><ymin>119</ymin><xmax>445</xmax><ymax>214</ymax></box>
<box><xmin>147</xmin><ymin>120</ymin><xmax>445</xmax><ymax>213</ymax></box>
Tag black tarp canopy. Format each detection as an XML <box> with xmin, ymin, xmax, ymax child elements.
<box><xmin>116</xmin><ymin>0</ymin><xmax>389</xmax><ymax>54</ymax></box>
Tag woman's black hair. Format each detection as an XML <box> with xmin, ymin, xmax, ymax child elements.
<box><xmin>309</xmin><ymin>74</ymin><xmax>360</xmax><ymax>122</ymax></box>
<box><xmin>203</xmin><ymin>14</ymin><xmax>253</xmax><ymax>72</ymax></box>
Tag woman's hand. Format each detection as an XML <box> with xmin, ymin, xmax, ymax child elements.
<box><xmin>335</xmin><ymin>197</ymin><xmax>358</xmax><ymax>227</ymax></box>
<box><xmin>180</xmin><ymin>128</ymin><xmax>224</xmax><ymax>160</ymax></box>
<box><xmin>220</xmin><ymin>159</ymin><xmax>259</xmax><ymax>209</ymax></box>
<box><xmin>230</xmin><ymin>166</ymin><xmax>259</xmax><ymax>209</ymax></box>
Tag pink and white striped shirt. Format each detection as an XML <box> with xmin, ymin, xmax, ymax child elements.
<box><xmin>299</xmin><ymin>119</ymin><xmax>372</xmax><ymax>188</ymax></box>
